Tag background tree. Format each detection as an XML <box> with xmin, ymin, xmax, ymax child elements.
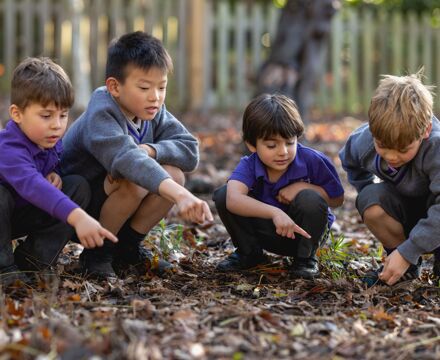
<box><xmin>256</xmin><ymin>0</ymin><xmax>340</xmax><ymax>123</ymax></box>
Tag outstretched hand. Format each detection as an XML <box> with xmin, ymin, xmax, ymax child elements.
<box><xmin>177</xmin><ymin>194</ymin><xmax>214</xmax><ymax>224</ymax></box>
<box><xmin>68</xmin><ymin>208</ymin><xmax>118</xmax><ymax>249</ymax></box>
<box><xmin>272</xmin><ymin>209</ymin><xmax>311</xmax><ymax>239</ymax></box>
<box><xmin>379</xmin><ymin>250</ymin><xmax>410</xmax><ymax>285</ymax></box>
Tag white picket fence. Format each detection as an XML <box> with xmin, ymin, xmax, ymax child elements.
<box><xmin>1</xmin><ymin>0</ymin><xmax>440</xmax><ymax>115</ymax></box>
<box><xmin>0</xmin><ymin>0</ymin><xmax>190</xmax><ymax>111</ymax></box>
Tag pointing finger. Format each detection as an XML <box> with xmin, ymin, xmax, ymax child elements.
<box><xmin>294</xmin><ymin>225</ymin><xmax>311</xmax><ymax>239</ymax></box>
<box><xmin>101</xmin><ymin>229</ymin><xmax>118</xmax><ymax>243</ymax></box>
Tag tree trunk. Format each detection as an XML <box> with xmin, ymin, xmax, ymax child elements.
<box><xmin>256</xmin><ymin>0</ymin><xmax>339</xmax><ymax>123</ymax></box>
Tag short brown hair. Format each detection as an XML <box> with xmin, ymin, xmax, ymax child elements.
<box><xmin>242</xmin><ymin>93</ymin><xmax>304</xmax><ymax>147</ymax></box>
<box><xmin>368</xmin><ymin>71</ymin><xmax>434</xmax><ymax>149</ymax></box>
<box><xmin>11</xmin><ymin>57</ymin><xmax>74</xmax><ymax>109</ymax></box>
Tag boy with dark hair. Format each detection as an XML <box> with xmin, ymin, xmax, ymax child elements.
<box><xmin>213</xmin><ymin>94</ymin><xmax>344</xmax><ymax>278</ymax></box>
<box><xmin>0</xmin><ymin>57</ymin><xmax>117</xmax><ymax>286</ymax></box>
<box><xmin>61</xmin><ymin>31</ymin><xmax>213</xmax><ymax>279</ymax></box>
<box><xmin>339</xmin><ymin>72</ymin><xmax>440</xmax><ymax>286</ymax></box>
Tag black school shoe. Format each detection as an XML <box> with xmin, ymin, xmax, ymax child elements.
<box><xmin>289</xmin><ymin>257</ymin><xmax>320</xmax><ymax>279</ymax></box>
<box><xmin>216</xmin><ymin>251</ymin><xmax>269</xmax><ymax>272</ymax></box>
<box><xmin>112</xmin><ymin>243</ymin><xmax>174</xmax><ymax>276</ymax></box>
<box><xmin>362</xmin><ymin>260</ymin><xmax>421</xmax><ymax>287</ymax></box>
<box><xmin>0</xmin><ymin>264</ymin><xmax>31</xmax><ymax>287</ymax></box>
<box><xmin>79</xmin><ymin>250</ymin><xmax>117</xmax><ymax>280</ymax></box>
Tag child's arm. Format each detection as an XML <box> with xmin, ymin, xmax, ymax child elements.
<box><xmin>67</xmin><ymin>208</ymin><xmax>118</xmax><ymax>248</ymax></box>
<box><xmin>158</xmin><ymin>178</ymin><xmax>213</xmax><ymax>224</ymax></box>
<box><xmin>226</xmin><ymin>180</ymin><xmax>310</xmax><ymax>239</ymax></box>
<box><xmin>0</xmin><ymin>148</ymin><xmax>117</xmax><ymax>249</ymax></box>
<box><xmin>277</xmin><ymin>182</ymin><xmax>344</xmax><ymax>208</ymax></box>
<box><xmin>146</xmin><ymin>108</ymin><xmax>199</xmax><ymax>171</ymax></box>
<box><xmin>339</xmin><ymin>126</ymin><xmax>376</xmax><ymax>192</ymax></box>
<box><xmin>278</xmin><ymin>149</ymin><xmax>344</xmax><ymax>207</ymax></box>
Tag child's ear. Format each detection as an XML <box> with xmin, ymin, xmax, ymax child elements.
<box><xmin>245</xmin><ymin>141</ymin><xmax>257</xmax><ymax>153</ymax></box>
<box><xmin>423</xmin><ymin>122</ymin><xmax>433</xmax><ymax>139</ymax></box>
<box><xmin>106</xmin><ymin>77</ymin><xmax>120</xmax><ymax>97</ymax></box>
<box><xmin>9</xmin><ymin>104</ymin><xmax>22</xmax><ymax>124</ymax></box>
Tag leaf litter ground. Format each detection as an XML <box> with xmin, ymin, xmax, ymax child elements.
<box><xmin>0</xmin><ymin>113</ymin><xmax>439</xmax><ymax>359</ymax></box>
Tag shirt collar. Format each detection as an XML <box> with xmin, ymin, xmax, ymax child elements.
<box><xmin>254</xmin><ymin>143</ymin><xmax>309</xmax><ymax>183</ymax></box>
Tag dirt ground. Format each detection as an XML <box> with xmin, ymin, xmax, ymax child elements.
<box><xmin>0</xmin><ymin>112</ymin><xmax>439</xmax><ymax>359</ymax></box>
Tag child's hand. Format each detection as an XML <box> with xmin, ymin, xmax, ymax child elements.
<box><xmin>176</xmin><ymin>193</ymin><xmax>214</xmax><ymax>224</ymax></box>
<box><xmin>272</xmin><ymin>209</ymin><xmax>311</xmax><ymax>239</ymax></box>
<box><xmin>67</xmin><ymin>208</ymin><xmax>118</xmax><ymax>249</ymax></box>
<box><xmin>379</xmin><ymin>250</ymin><xmax>411</xmax><ymax>285</ymax></box>
<box><xmin>277</xmin><ymin>182</ymin><xmax>306</xmax><ymax>204</ymax></box>
<box><xmin>139</xmin><ymin>144</ymin><xmax>156</xmax><ymax>158</ymax></box>
<box><xmin>46</xmin><ymin>172</ymin><xmax>62</xmax><ymax>189</ymax></box>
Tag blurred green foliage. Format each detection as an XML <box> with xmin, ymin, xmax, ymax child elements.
<box><xmin>344</xmin><ymin>0</ymin><xmax>440</xmax><ymax>13</ymax></box>
<box><xmin>230</xmin><ymin>0</ymin><xmax>439</xmax><ymax>13</ymax></box>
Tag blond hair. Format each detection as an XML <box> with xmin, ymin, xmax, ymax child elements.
<box><xmin>368</xmin><ymin>71</ymin><xmax>434</xmax><ymax>149</ymax></box>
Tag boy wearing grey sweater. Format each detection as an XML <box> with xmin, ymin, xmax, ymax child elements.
<box><xmin>339</xmin><ymin>72</ymin><xmax>440</xmax><ymax>286</ymax></box>
<box><xmin>61</xmin><ymin>32</ymin><xmax>213</xmax><ymax>279</ymax></box>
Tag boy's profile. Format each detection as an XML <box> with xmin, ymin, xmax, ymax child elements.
<box><xmin>61</xmin><ymin>31</ymin><xmax>213</xmax><ymax>279</ymax></box>
<box><xmin>339</xmin><ymin>72</ymin><xmax>440</xmax><ymax>285</ymax></box>
<box><xmin>0</xmin><ymin>57</ymin><xmax>117</xmax><ymax>286</ymax></box>
<box><xmin>213</xmin><ymin>94</ymin><xmax>344</xmax><ymax>278</ymax></box>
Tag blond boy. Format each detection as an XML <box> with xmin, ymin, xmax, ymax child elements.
<box><xmin>339</xmin><ymin>72</ymin><xmax>440</xmax><ymax>285</ymax></box>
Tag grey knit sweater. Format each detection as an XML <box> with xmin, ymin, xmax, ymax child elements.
<box><xmin>339</xmin><ymin>116</ymin><xmax>440</xmax><ymax>264</ymax></box>
<box><xmin>61</xmin><ymin>87</ymin><xmax>199</xmax><ymax>194</ymax></box>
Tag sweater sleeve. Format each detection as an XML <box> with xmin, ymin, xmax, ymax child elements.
<box><xmin>339</xmin><ymin>126</ymin><xmax>375</xmax><ymax>193</ymax></box>
<box><xmin>147</xmin><ymin>107</ymin><xmax>199</xmax><ymax>172</ymax></box>
<box><xmin>84</xmin><ymin>109</ymin><xmax>171</xmax><ymax>194</ymax></box>
<box><xmin>397</xmin><ymin>138</ymin><xmax>440</xmax><ymax>264</ymax></box>
<box><xmin>0</xmin><ymin>144</ymin><xmax>78</xmax><ymax>223</ymax></box>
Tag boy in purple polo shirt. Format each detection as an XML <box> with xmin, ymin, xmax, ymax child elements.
<box><xmin>213</xmin><ymin>94</ymin><xmax>344</xmax><ymax>278</ymax></box>
<box><xmin>0</xmin><ymin>57</ymin><xmax>117</xmax><ymax>286</ymax></box>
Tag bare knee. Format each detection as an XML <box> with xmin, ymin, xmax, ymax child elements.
<box><xmin>163</xmin><ymin>165</ymin><xmax>185</xmax><ymax>186</ymax></box>
<box><xmin>111</xmin><ymin>178</ymin><xmax>149</xmax><ymax>201</ymax></box>
<box><xmin>363</xmin><ymin>205</ymin><xmax>387</xmax><ymax>227</ymax></box>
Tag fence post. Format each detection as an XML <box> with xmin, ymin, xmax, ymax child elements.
<box><xmin>3</xmin><ymin>0</ymin><xmax>16</xmax><ymax>86</ymax></box>
<box><xmin>187</xmin><ymin>0</ymin><xmax>206</xmax><ymax>110</ymax></box>
<box><xmin>71</xmin><ymin>0</ymin><xmax>91</xmax><ymax>113</ymax></box>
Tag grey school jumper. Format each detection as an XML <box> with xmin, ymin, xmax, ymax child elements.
<box><xmin>61</xmin><ymin>87</ymin><xmax>199</xmax><ymax>194</ymax></box>
<box><xmin>339</xmin><ymin>116</ymin><xmax>440</xmax><ymax>265</ymax></box>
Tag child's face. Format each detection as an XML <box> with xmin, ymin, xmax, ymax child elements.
<box><xmin>373</xmin><ymin>131</ymin><xmax>430</xmax><ymax>168</ymax></box>
<box><xmin>9</xmin><ymin>102</ymin><xmax>68</xmax><ymax>149</ymax></box>
<box><xmin>247</xmin><ymin>135</ymin><xmax>298</xmax><ymax>180</ymax></box>
<box><xmin>107</xmin><ymin>66</ymin><xmax>167</xmax><ymax>121</ymax></box>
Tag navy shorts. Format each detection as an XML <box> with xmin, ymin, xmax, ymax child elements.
<box><xmin>356</xmin><ymin>182</ymin><xmax>433</xmax><ymax>237</ymax></box>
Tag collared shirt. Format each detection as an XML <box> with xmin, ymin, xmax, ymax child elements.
<box><xmin>0</xmin><ymin>120</ymin><xmax>78</xmax><ymax>223</ymax></box>
<box><xmin>229</xmin><ymin>143</ymin><xmax>344</xmax><ymax>225</ymax></box>
<box><xmin>126</xmin><ymin>116</ymin><xmax>149</xmax><ymax>144</ymax></box>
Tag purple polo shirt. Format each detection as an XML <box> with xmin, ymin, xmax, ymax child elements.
<box><xmin>0</xmin><ymin>120</ymin><xmax>78</xmax><ymax>223</ymax></box>
<box><xmin>229</xmin><ymin>143</ymin><xmax>344</xmax><ymax>225</ymax></box>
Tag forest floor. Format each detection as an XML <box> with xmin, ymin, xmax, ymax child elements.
<box><xmin>0</xmin><ymin>112</ymin><xmax>439</xmax><ymax>360</ymax></box>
